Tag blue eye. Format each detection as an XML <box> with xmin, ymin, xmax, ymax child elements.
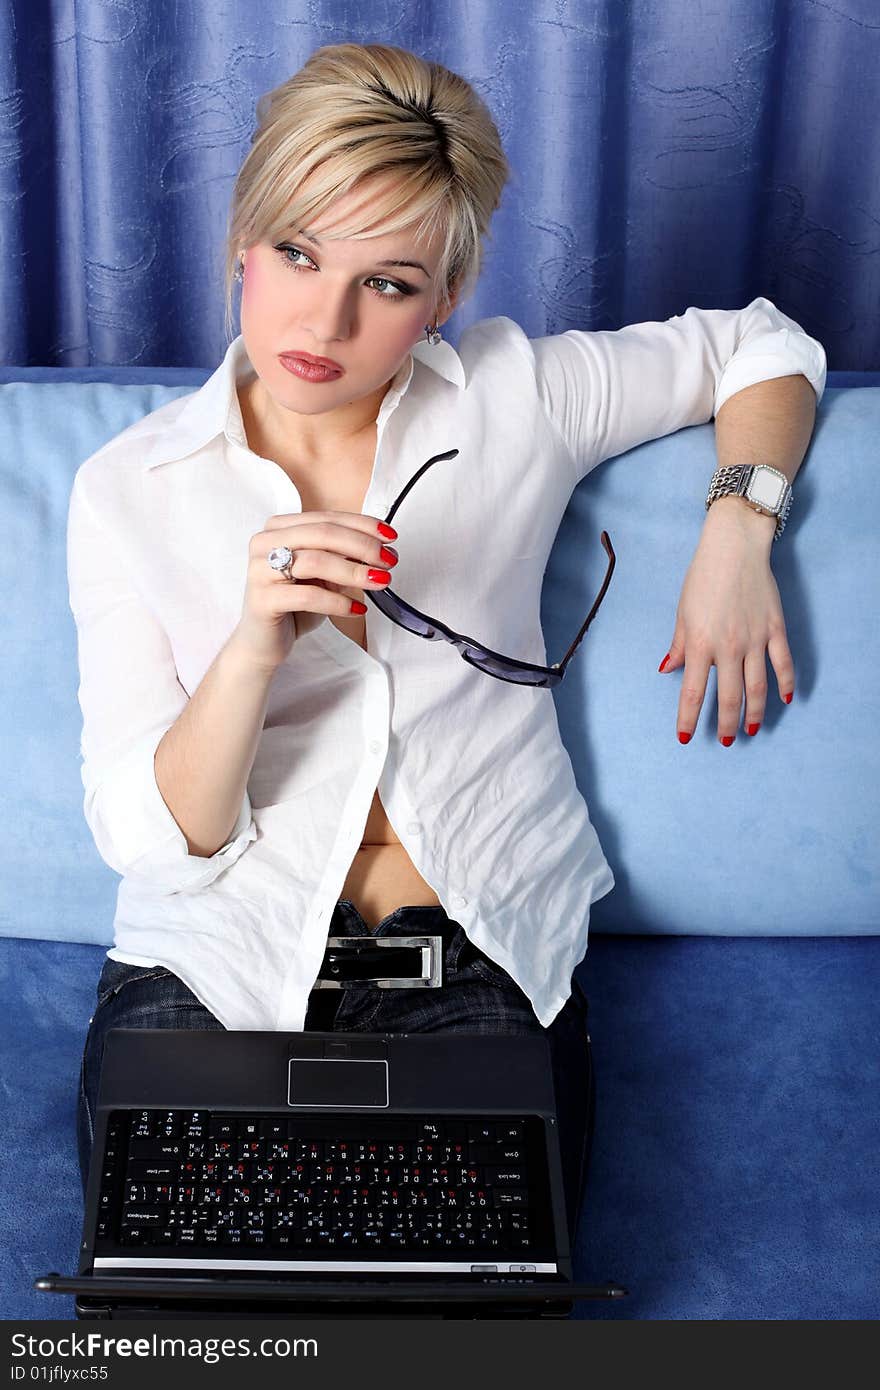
<box><xmin>274</xmin><ymin>245</ymin><xmax>414</xmax><ymax>301</ymax></box>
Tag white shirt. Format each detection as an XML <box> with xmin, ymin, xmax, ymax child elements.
<box><xmin>67</xmin><ymin>299</ymin><xmax>826</xmax><ymax>1030</ymax></box>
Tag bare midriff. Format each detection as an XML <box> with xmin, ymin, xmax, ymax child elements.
<box><xmin>238</xmin><ymin>374</ymin><xmax>442</xmax><ymax>932</ymax></box>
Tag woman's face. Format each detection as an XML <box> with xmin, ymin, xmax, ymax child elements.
<box><xmin>238</xmin><ymin>178</ymin><xmax>455</xmax><ymax>425</ymax></box>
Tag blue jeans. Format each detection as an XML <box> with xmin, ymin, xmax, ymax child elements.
<box><xmin>77</xmin><ymin>901</ymin><xmax>595</xmax><ymax>1247</ymax></box>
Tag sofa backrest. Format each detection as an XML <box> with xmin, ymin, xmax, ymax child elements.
<box><xmin>1</xmin><ymin>365</ymin><xmax>877</xmax><ymax>944</ymax></box>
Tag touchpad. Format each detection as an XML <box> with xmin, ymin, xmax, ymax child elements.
<box><xmin>287</xmin><ymin>1057</ymin><xmax>389</xmax><ymax>1107</ymax></box>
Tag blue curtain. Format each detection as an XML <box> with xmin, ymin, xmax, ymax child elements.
<box><xmin>2</xmin><ymin>0</ymin><xmax>877</xmax><ymax>369</ymax></box>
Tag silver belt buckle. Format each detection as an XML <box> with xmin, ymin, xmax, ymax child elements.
<box><xmin>314</xmin><ymin>934</ymin><xmax>443</xmax><ymax>989</ymax></box>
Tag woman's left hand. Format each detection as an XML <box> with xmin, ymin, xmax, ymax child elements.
<box><xmin>657</xmin><ymin>498</ymin><xmax>795</xmax><ymax>744</ymax></box>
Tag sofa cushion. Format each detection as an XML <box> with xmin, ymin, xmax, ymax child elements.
<box><xmin>3</xmin><ymin>933</ymin><xmax>878</xmax><ymax>1320</ymax></box>
<box><xmin>1</xmin><ymin>368</ymin><xmax>877</xmax><ymax>944</ymax></box>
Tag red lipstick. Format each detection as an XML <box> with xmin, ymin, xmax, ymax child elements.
<box><xmin>279</xmin><ymin>352</ymin><xmax>344</xmax><ymax>383</ymax></box>
<box><xmin>280</xmin><ymin>350</ymin><xmax>343</xmax><ymax>371</ymax></box>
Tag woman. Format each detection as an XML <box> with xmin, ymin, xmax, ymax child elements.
<box><xmin>71</xmin><ymin>41</ymin><xmax>825</xmax><ymax>1259</ymax></box>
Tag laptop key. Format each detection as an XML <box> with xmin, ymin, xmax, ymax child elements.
<box><xmin>118</xmin><ymin>1226</ymin><xmax>142</xmax><ymax>1245</ymax></box>
<box><xmin>271</xmin><ymin>1211</ymin><xmax>302</xmax><ymax>1232</ymax></box>
<box><xmin>471</xmin><ymin>1143</ymin><xmax>526</xmax><ymax>1165</ymax></box>
<box><xmin>486</xmin><ymin>1167</ymin><xmax>526</xmax><ymax>1186</ymax></box>
<box><xmin>467</xmin><ymin>1122</ymin><xmax>495</xmax><ymax>1142</ymax></box>
<box><xmin>208</xmin><ymin>1117</ymin><xmax>237</xmax><ymax>1139</ymax></box>
<box><xmin>124</xmin><ymin>1182</ymin><xmax>173</xmax><ymax>1206</ymax></box>
<box><xmin>127</xmin><ymin>1139</ymin><xmax>185</xmax><ymax>1162</ymax></box>
<box><xmin>121</xmin><ymin>1224</ymin><xmax>173</xmax><ymax>1246</ymax></box>
<box><xmin>125</xmin><ymin>1160</ymin><xmax>176</xmax><ymax>1182</ymax></box>
<box><xmin>120</xmin><ymin>1206</ymin><xmax>165</xmax><ymax>1226</ymax></box>
<box><xmin>496</xmin><ymin>1145</ymin><xmax>525</xmax><ymax>1162</ymax></box>
<box><xmin>293</xmin><ymin>1140</ymin><xmax>324</xmax><ymax>1162</ymax></box>
<box><xmin>496</xmin><ymin>1122</ymin><xmax>525</xmax><ymax>1140</ymax></box>
<box><xmin>236</xmin><ymin>1139</ymin><xmax>264</xmax><ymax>1163</ymax></box>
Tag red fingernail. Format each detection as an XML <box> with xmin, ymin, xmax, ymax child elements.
<box><xmin>377</xmin><ymin>522</ymin><xmax>397</xmax><ymax>539</ymax></box>
<box><xmin>784</xmin><ymin>692</ymin><xmax>793</xmax><ymax>704</ymax></box>
<box><xmin>379</xmin><ymin>545</ymin><xmax>398</xmax><ymax>566</ymax></box>
<box><xmin>350</xmin><ymin>600</ymin><xmax>367</xmax><ymax>614</ymax></box>
<box><xmin>678</xmin><ymin>731</ymin><xmax>691</xmax><ymax>744</ymax></box>
<box><xmin>658</xmin><ymin>653</ymin><xmax>671</xmax><ymax>672</ymax></box>
<box><xmin>747</xmin><ymin>722</ymin><xmax>761</xmax><ymax>736</ymax></box>
<box><xmin>721</xmin><ymin>736</ymin><xmax>735</xmax><ymax>747</ymax></box>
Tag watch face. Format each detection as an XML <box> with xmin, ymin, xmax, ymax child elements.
<box><xmin>746</xmin><ymin>467</ymin><xmax>787</xmax><ymax>511</ymax></box>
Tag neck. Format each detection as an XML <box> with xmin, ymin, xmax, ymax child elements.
<box><xmin>238</xmin><ymin>373</ymin><xmax>385</xmax><ymax>473</ymax></box>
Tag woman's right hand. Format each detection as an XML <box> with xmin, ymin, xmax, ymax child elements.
<box><xmin>228</xmin><ymin>510</ymin><xmax>399</xmax><ymax>673</ymax></box>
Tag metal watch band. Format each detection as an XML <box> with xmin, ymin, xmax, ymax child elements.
<box><xmin>705</xmin><ymin>464</ymin><xmax>792</xmax><ymax>540</ymax></box>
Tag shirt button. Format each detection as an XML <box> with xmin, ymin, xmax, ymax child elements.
<box><xmin>451</xmin><ymin>894</ymin><xmax>467</xmax><ymax>909</ymax></box>
<box><xmin>368</xmin><ymin>740</ymin><xmax>383</xmax><ymax>755</ymax></box>
<box><xmin>407</xmin><ymin>822</ymin><xmax>422</xmax><ymax>835</ymax></box>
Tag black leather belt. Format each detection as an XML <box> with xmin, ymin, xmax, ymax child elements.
<box><xmin>313</xmin><ymin>935</ymin><xmax>444</xmax><ymax>990</ymax></box>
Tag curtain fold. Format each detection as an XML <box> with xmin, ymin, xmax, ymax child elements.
<box><xmin>2</xmin><ymin>0</ymin><xmax>876</xmax><ymax>368</ymax></box>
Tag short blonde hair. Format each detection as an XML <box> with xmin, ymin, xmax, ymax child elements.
<box><xmin>222</xmin><ymin>42</ymin><xmax>511</xmax><ymax>342</ymax></box>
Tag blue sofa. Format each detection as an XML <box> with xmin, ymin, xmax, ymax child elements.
<box><xmin>1</xmin><ymin>357</ymin><xmax>877</xmax><ymax>1321</ymax></box>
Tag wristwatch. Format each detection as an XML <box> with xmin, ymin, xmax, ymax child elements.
<box><xmin>705</xmin><ymin>464</ymin><xmax>793</xmax><ymax>540</ymax></box>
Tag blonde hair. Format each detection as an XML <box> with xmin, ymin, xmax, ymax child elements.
<box><xmin>222</xmin><ymin>42</ymin><xmax>511</xmax><ymax>342</ymax></box>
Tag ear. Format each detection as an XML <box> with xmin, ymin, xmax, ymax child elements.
<box><xmin>434</xmin><ymin>281</ymin><xmax>461</xmax><ymax>328</ymax></box>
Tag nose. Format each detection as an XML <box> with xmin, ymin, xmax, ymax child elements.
<box><xmin>299</xmin><ymin>283</ymin><xmax>357</xmax><ymax>347</ymax></box>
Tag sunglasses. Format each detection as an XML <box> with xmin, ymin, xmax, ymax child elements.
<box><xmin>365</xmin><ymin>448</ymin><xmax>616</xmax><ymax>688</ymax></box>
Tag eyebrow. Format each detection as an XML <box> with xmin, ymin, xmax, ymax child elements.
<box><xmin>297</xmin><ymin>229</ymin><xmax>431</xmax><ymax>277</ymax></box>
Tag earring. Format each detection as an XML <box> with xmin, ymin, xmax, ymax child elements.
<box><xmin>234</xmin><ymin>257</ymin><xmax>244</xmax><ymax>284</ymax></box>
<box><xmin>424</xmin><ymin>323</ymin><xmax>442</xmax><ymax>345</ymax></box>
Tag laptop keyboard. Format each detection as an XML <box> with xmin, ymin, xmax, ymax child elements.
<box><xmin>94</xmin><ymin>1110</ymin><xmax>554</xmax><ymax>1258</ymax></box>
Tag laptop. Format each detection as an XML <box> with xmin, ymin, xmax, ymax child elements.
<box><xmin>37</xmin><ymin>1027</ymin><xmax>627</xmax><ymax>1318</ymax></box>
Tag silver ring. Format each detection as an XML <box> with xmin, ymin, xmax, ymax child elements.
<box><xmin>267</xmin><ymin>544</ymin><xmax>297</xmax><ymax>582</ymax></box>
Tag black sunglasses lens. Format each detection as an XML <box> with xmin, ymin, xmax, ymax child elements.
<box><xmin>455</xmin><ymin>642</ymin><xmax>525</xmax><ymax>681</ymax></box>
<box><xmin>461</xmin><ymin>646</ymin><xmax>542</xmax><ymax>685</ymax></box>
<box><xmin>462</xmin><ymin>646</ymin><xmax>506</xmax><ymax>675</ymax></box>
<box><xmin>371</xmin><ymin>589</ymin><xmax>439</xmax><ymax>638</ymax></box>
<box><xmin>373</xmin><ymin>588</ymin><xmax>556</xmax><ymax>685</ymax></box>
<box><xmin>404</xmin><ymin>613</ymin><xmax>439</xmax><ymax>637</ymax></box>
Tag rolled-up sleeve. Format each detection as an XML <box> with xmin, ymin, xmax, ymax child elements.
<box><xmin>531</xmin><ymin>295</ymin><xmax>828</xmax><ymax>482</ymax></box>
<box><xmin>67</xmin><ymin>471</ymin><xmax>257</xmax><ymax>894</ymax></box>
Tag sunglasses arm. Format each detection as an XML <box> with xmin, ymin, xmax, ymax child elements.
<box><xmin>553</xmin><ymin>531</ymin><xmax>616</xmax><ymax>671</ymax></box>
